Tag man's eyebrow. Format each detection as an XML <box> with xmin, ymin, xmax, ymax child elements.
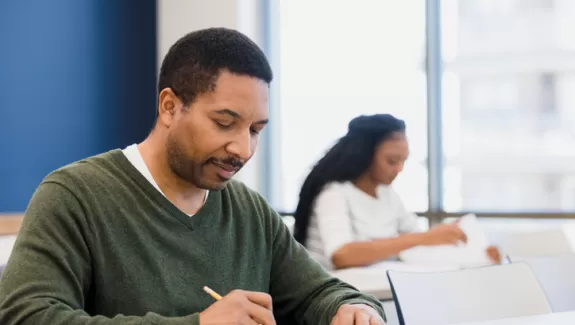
<box><xmin>214</xmin><ymin>109</ymin><xmax>241</xmax><ymax>118</ymax></box>
<box><xmin>214</xmin><ymin>109</ymin><xmax>269</xmax><ymax>125</ymax></box>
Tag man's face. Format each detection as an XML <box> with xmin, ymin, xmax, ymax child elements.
<box><xmin>159</xmin><ymin>70</ymin><xmax>269</xmax><ymax>190</ymax></box>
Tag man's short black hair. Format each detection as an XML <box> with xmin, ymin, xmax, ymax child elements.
<box><xmin>158</xmin><ymin>27</ymin><xmax>273</xmax><ymax>107</ymax></box>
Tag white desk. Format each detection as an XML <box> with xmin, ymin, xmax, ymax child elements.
<box><xmin>451</xmin><ymin>311</ymin><xmax>575</xmax><ymax>325</ymax></box>
<box><xmin>330</xmin><ymin>262</ymin><xmax>458</xmax><ymax>300</ymax></box>
<box><xmin>0</xmin><ymin>235</ymin><xmax>17</xmax><ymax>265</ymax></box>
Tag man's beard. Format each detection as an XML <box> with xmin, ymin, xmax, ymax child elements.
<box><xmin>165</xmin><ymin>134</ymin><xmax>224</xmax><ymax>191</ymax></box>
<box><xmin>165</xmin><ymin>134</ymin><xmax>244</xmax><ymax>191</ymax></box>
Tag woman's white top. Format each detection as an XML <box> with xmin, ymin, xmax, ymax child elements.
<box><xmin>305</xmin><ymin>181</ymin><xmax>421</xmax><ymax>270</ymax></box>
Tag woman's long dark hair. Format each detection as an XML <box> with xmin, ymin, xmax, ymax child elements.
<box><xmin>292</xmin><ymin>114</ymin><xmax>406</xmax><ymax>245</ymax></box>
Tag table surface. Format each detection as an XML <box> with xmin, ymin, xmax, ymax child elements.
<box><xmin>450</xmin><ymin>311</ymin><xmax>575</xmax><ymax>325</ymax></box>
<box><xmin>0</xmin><ymin>235</ymin><xmax>17</xmax><ymax>266</ymax></box>
<box><xmin>330</xmin><ymin>261</ymin><xmax>459</xmax><ymax>300</ymax></box>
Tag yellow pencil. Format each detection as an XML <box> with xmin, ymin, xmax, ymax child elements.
<box><xmin>203</xmin><ymin>286</ymin><xmax>223</xmax><ymax>301</ymax></box>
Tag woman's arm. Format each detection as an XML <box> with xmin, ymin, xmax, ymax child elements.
<box><xmin>313</xmin><ymin>185</ymin><xmax>468</xmax><ymax>269</ymax></box>
<box><xmin>331</xmin><ymin>224</ymin><xmax>468</xmax><ymax>269</ymax></box>
<box><xmin>331</xmin><ymin>233</ymin><xmax>427</xmax><ymax>269</ymax></box>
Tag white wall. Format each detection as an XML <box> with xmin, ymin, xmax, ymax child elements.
<box><xmin>157</xmin><ymin>0</ymin><xmax>265</xmax><ymax>192</ymax></box>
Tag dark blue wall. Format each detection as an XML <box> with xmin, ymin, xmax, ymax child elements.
<box><xmin>0</xmin><ymin>0</ymin><xmax>157</xmax><ymax>212</ymax></box>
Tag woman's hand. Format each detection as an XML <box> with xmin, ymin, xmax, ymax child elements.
<box><xmin>486</xmin><ymin>246</ymin><xmax>502</xmax><ymax>264</ymax></box>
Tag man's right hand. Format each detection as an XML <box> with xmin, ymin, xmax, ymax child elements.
<box><xmin>199</xmin><ymin>289</ymin><xmax>276</xmax><ymax>325</ymax></box>
<box><xmin>421</xmin><ymin>223</ymin><xmax>467</xmax><ymax>246</ymax></box>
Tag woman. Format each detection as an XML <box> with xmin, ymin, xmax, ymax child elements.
<box><xmin>293</xmin><ymin>114</ymin><xmax>500</xmax><ymax>270</ymax></box>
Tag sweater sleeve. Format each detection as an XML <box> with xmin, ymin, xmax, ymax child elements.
<box><xmin>266</xmin><ymin>205</ymin><xmax>385</xmax><ymax>324</ymax></box>
<box><xmin>0</xmin><ymin>182</ymin><xmax>198</xmax><ymax>325</ymax></box>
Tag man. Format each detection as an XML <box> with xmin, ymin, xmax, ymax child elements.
<box><xmin>0</xmin><ymin>28</ymin><xmax>385</xmax><ymax>325</ymax></box>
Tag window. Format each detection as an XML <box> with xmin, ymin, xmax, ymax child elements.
<box><xmin>518</xmin><ymin>0</ymin><xmax>554</xmax><ymax>11</ymax></box>
<box><xmin>539</xmin><ymin>73</ymin><xmax>556</xmax><ymax>113</ymax></box>
<box><xmin>265</xmin><ymin>0</ymin><xmax>575</xmax><ymax>218</ymax></box>
<box><xmin>460</xmin><ymin>0</ymin><xmax>554</xmax><ymax>17</ymax></box>
<box><xmin>442</xmin><ymin>0</ymin><xmax>575</xmax><ymax>212</ymax></box>
<box><xmin>460</xmin><ymin>77</ymin><xmax>519</xmax><ymax>112</ymax></box>
<box><xmin>274</xmin><ymin>0</ymin><xmax>428</xmax><ymax>213</ymax></box>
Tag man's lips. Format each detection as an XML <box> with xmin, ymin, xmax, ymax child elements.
<box><xmin>211</xmin><ymin>161</ymin><xmax>240</xmax><ymax>179</ymax></box>
<box><xmin>211</xmin><ymin>161</ymin><xmax>240</xmax><ymax>172</ymax></box>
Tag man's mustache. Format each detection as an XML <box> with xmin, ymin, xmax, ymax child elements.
<box><xmin>209</xmin><ymin>157</ymin><xmax>244</xmax><ymax>169</ymax></box>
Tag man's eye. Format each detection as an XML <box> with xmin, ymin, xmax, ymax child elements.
<box><xmin>215</xmin><ymin>121</ymin><xmax>232</xmax><ymax>129</ymax></box>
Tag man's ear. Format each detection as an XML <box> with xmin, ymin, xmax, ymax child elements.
<box><xmin>157</xmin><ymin>88</ymin><xmax>180</xmax><ymax>128</ymax></box>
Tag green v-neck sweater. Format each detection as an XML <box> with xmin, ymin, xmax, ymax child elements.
<box><xmin>0</xmin><ymin>150</ymin><xmax>384</xmax><ymax>325</ymax></box>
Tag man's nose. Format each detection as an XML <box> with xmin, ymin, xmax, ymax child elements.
<box><xmin>226</xmin><ymin>131</ymin><xmax>252</xmax><ymax>161</ymax></box>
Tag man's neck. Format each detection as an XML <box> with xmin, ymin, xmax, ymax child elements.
<box><xmin>138</xmin><ymin>137</ymin><xmax>207</xmax><ymax>215</ymax></box>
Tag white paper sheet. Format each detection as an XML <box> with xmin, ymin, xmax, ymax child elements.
<box><xmin>398</xmin><ymin>214</ymin><xmax>494</xmax><ymax>268</ymax></box>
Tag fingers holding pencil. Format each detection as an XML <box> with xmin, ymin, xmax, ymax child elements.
<box><xmin>200</xmin><ymin>286</ymin><xmax>276</xmax><ymax>325</ymax></box>
<box><xmin>203</xmin><ymin>286</ymin><xmax>223</xmax><ymax>300</ymax></box>
<box><xmin>203</xmin><ymin>286</ymin><xmax>272</xmax><ymax>310</ymax></box>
